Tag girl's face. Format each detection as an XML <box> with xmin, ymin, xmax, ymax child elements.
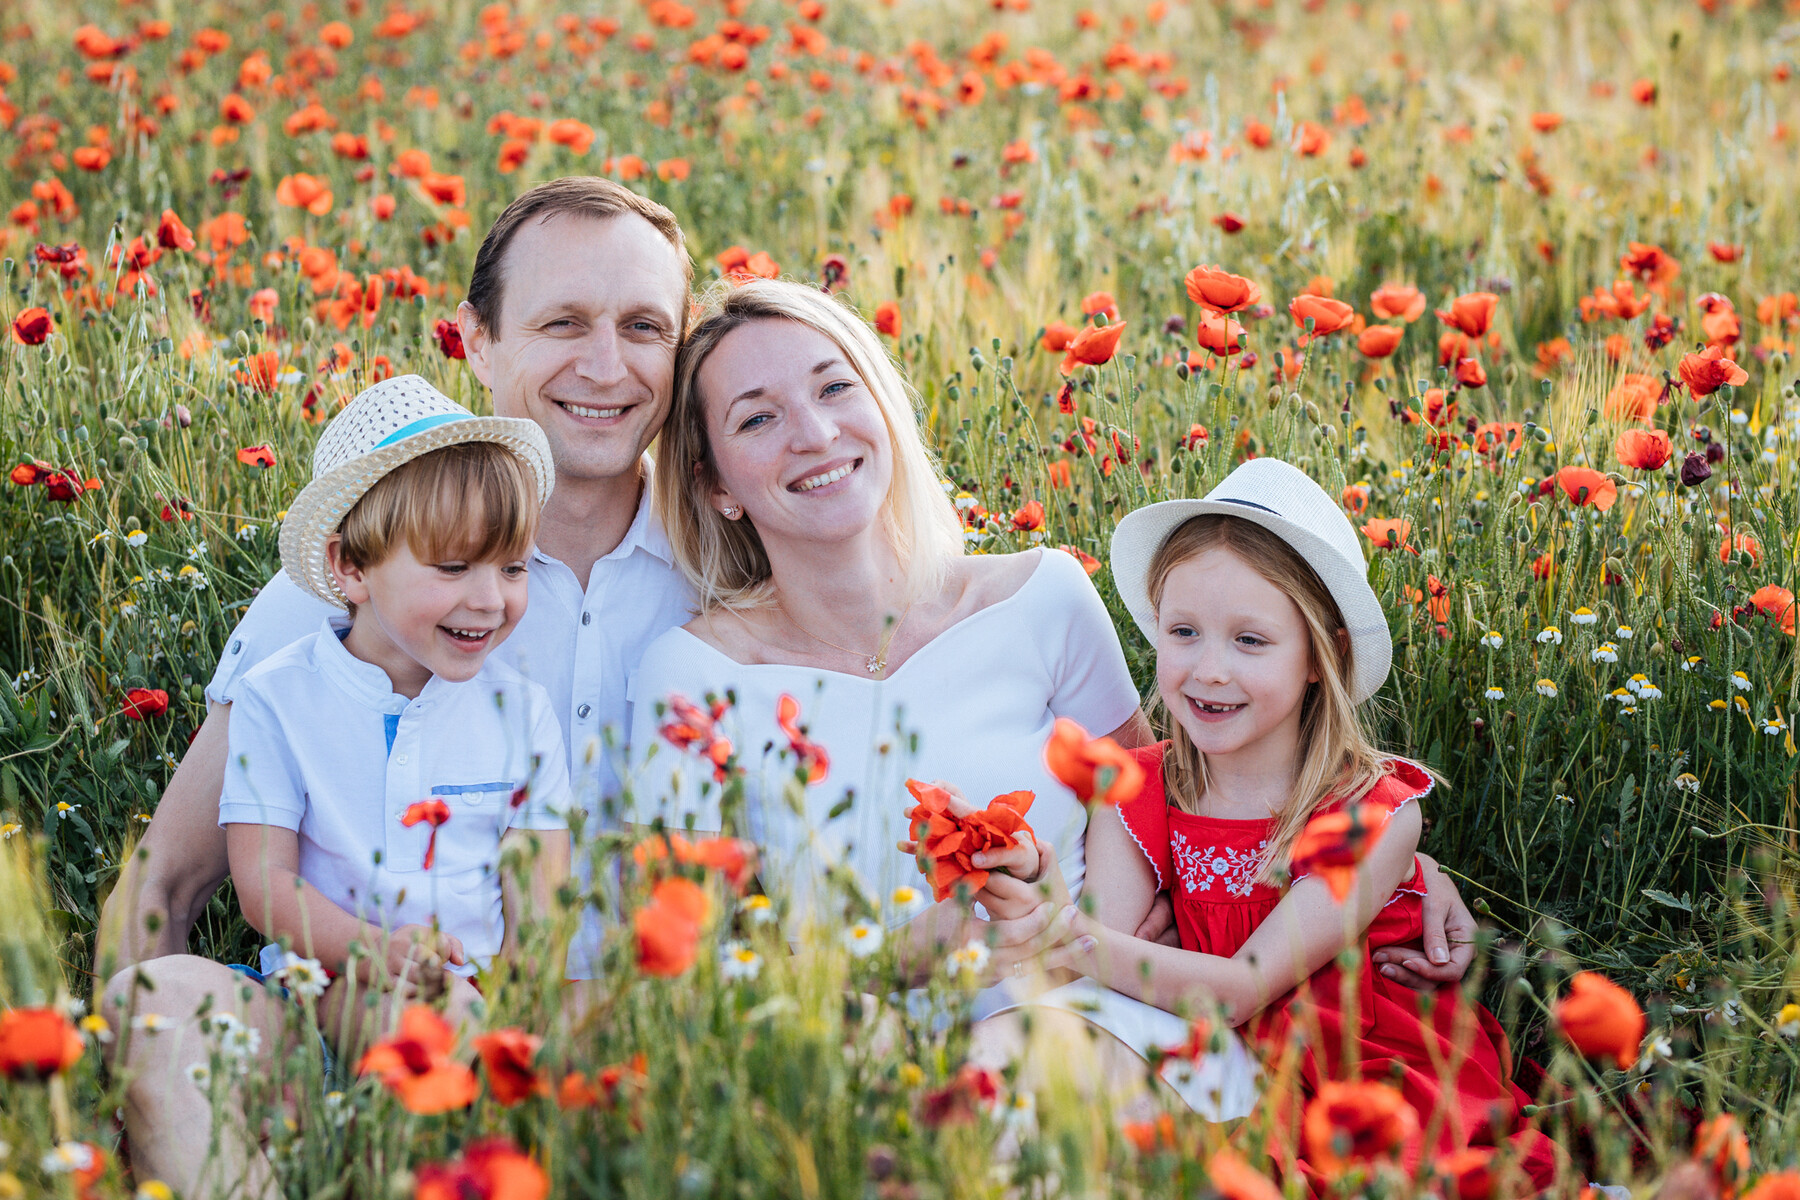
<box><xmin>697</xmin><ymin>318</ymin><xmax>894</xmax><ymax>549</ymax></box>
<box><xmin>1154</xmin><ymin>546</ymin><xmax>1319</xmax><ymax>770</ymax></box>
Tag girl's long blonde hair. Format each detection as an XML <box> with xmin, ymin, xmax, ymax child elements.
<box><xmin>656</xmin><ymin>278</ymin><xmax>964</xmax><ymax>613</ymax></box>
<box><xmin>1147</xmin><ymin>514</ymin><xmax>1401</xmax><ymax>884</ymax></box>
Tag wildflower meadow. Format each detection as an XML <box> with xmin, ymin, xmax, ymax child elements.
<box><xmin>3</xmin><ymin>0</ymin><xmax>1800</xmax><ymax>1196</ymax></box>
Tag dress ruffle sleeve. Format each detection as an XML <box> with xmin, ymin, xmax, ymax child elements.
<box><xmin>1114</xmin><ymin>742</ymin><xmax>1174</xmax><ymax>892</ymax></box>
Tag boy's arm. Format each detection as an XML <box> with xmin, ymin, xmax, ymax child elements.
<box><xmin>222</xmin><ymin>823</ymin><xmax>458</xmax><ymax>977</ymax></box>
<box><xmin>1051</xmin><ymin>803</ymin><xmax>1423</xmax><ymax>1027</ymax></box>
<box><xmin>499</xmin><ymin>827</ymin><xmax>571</xmax><ymax>957</ymax></box>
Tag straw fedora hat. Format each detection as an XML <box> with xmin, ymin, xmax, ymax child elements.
<box><xmin>278</xmin><ymin>375</ymin><xmax>554</xmax><ymax>608</ymax></box>
<box><xmin>1109</xmin><ymin>458</ymin><xmax>1392</xmax><ymax>703</ymax></box>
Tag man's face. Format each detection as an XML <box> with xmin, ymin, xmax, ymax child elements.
<box><xmin>460</xmin><ymin>212</ymin><xmax>686</xmax><ymax>488</ymax></box>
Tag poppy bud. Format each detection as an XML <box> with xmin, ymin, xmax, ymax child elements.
<box><xmin>1705</xmin><ymin>441</ymin><xmax>1726</xmax><ymax>465</ymax></box>
<box><xmin>1679</xmin><ymin>453</ymin><xmax>1711</xmax><ymax>488</ymax></box>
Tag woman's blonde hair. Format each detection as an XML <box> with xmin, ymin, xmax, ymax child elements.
<box><xmin>656</xmin><ymin>278</ymin><xmax>964</xmax><ymax>612</ymax></box>
<box><xmin>1147</xmin><ymin>514</ymin><xmax>1399</xmax><ymax>884</ymax></box>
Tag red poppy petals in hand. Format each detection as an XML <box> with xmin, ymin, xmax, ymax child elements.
<box><xmin>903</xmin><ymin>779</ymin><xmax>1036</xmax><ymax>902</ymax></box>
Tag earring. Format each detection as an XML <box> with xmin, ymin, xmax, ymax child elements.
<box><xmin>721</xmin><ymin>505</ymin><xmax>740</xmax><ymax>519</ymax></box>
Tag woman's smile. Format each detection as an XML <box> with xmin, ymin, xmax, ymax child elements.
<box><xmin>789</xmin><ymin>457</ymin><xmax>862</xmax><ymax>494</ymax></box>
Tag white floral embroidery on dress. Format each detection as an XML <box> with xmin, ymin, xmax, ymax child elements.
<box><xmin>1171</xmin><ymin>829</ymin><xmax>1268</xmax><ymax>898</ymax></box>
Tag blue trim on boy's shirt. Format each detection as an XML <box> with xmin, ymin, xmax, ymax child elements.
<box><xmin>383</xmin><ymin>712</ymin><xmax>400</xmax><ymax>756</ymax></box>
<box><xmin>432</xmin><ymin>781</ymin><xmax>515</xmax><ymax>795</ymax></box>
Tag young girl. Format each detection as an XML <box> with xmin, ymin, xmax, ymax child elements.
<box><xmin>1020</xmin><ymin>458</ymin><xmax>1557</xmax><ymax>1185</ymax></box>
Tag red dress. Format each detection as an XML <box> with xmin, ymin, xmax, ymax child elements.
<box><xmin>1117</xmin><ymin>742</ymin><xmax>1557</xmax><ymax>1188</ymax></box>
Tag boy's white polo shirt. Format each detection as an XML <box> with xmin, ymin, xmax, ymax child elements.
<box><xmin>205</xmin><ymin>466</ymin><xmax>696</xmax><ymax>977</ymax></box>
<box><xmin>219</xmin><ymin>621</ymin><xmax>570</xmax><ymax>973</ymax></box>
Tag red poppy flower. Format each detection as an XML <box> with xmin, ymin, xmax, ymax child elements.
<box><xmin>659</xmin><ymin>693</ymin><xmax>734</xmax><ymax>782</ymax></box>
<box><xmin>873</xmin><ymin>300</ymin><xmax>901</xmax><ymax>338</ymax></box>
<box><xmin>1435</xmin><ymin>1148</ymin><xmax>1498</xmax><ymax>1200</ymax></box>
<box><xmin>1183</xmin><ymin>265</ymin><xmax>1261</xmax><ymax>314</ymax></box>
<box><xmin>1719</xmin><ymin>530</ymin><xmax>1762</xmax><ymax>566</ymax></box>
<box><xmin>1603</xmin><ymin>374</ymin><xmax>1660</xmax><ymax>422</ymax></box>
<box><xmin>1555</xmin><ymin>467</ymin><xmax>1618</xmax><ymax>511</ymax></box>
<box><xmin>433</xmin><ymin>318</ymin><xmax>465</xmax><ymax>359</ymax></box>
<box><xmin>1059</xmin><ymin>320</ymin><xmax>1127</xmax><ymax>374</ymax></box>
<box><xmin>156</xmin><ymin>209</ymin><xmax>195</xmax><ymax>252</ymax></box>
<box><xmin>1356</xmin><ymin>324</ymin><xmax>1403</xmax><ymax>358</ymax></box>
<box><xmin>120</xmin><ymin>688</ymin><xmax>169</xmax><ymax>720</ymax></box>
<box><xmin>1554</xmin><ymin>971</ymin><xmax>1645</xmax><ymax>1069</ymax></box>
<box><xmin>1302</xmin><ymin>1080</ymin><xmax>1420</xmax><ymax>1177</ymax></box>
<box><xmin>1209</xmin><ymin>1148</ymin><xmax>1282</xmax><ymax>1200</ymax></box>
<box><xmin>919</xmin><ymin>1063</ymin><xmax>1000</xmax><ymax>1127</ymax></box>
<box><xmin>635</xmin><ymin>876</ymin><xmax>709</xmax><ymax>977</ymax></box>
<box><xmin>1360</xmin><ymin>517</ymin><xmax>1414</xmax><ymax>552</ymax></box>
<box><xmin>418</xmin><ymin>1137</ymin><xmax>550</xmax><ymax>1200</ymax></box>
<box><xmin>1614</xmin><ymin>428</ymin><xmax>1672</xmax><ymax>471</ymax></box>
<box><xmin>1750</xmin><ymin>585</ymin><xmax>1797</xmax><ymax>636</ymax></box>
<box><xmin>1435</xmin><ymin>291</ymin><xmax>1499</xmax><ymax>337</ymax></box>
<box><xmin>0</xmin><ymin>1007</ymin><xmax>84</xmax><ymax>1080</ymax></box>
<box><xmin>1368</xmin><ymin>283</ymin><xmax>1426</xmax><ymax>323</ymax></box>
<box><xmin>1289</xmin><ymin>803</ymin><xmax>1389</xmax><ymax>901</ymax></box>
<box><xmin>1678</xmin><ymin>345</ymin><xmax>1749</xmax><ymax>397</ymax></box>
<box><xmin>1454</xmin><ymin>356</ymin><xmax>1487</xmax><ymax>388</ymax></box>
<box><xmin>400</xmin><ymin>798</ymin><xmax>452</xmax><ymax>870</ymax></box>
<box><xmin>9</xmin><ymin>461</ymin><xmax>49</xmax><ymax>487</ymax></box>
<box><xmin>1287</xmin><ymin>294</ymin><xmax>1355</xmax><ymax>336</ymax></box>
<box><xmin>1043</xmin><ymin>717</ymin><xmax>1144</xmax><ymax>805</ymax></box>
<box><xmin>11</xmin><ymin>306</ymin><xmax>53</xmax><ymax>345</ymax></box>
<box><xmin>275</xmin><ymin>173</ymin><xmax>334</xmax><ymax>215</ymax></box>
<box><xmin>775</xmin><ymin>693</ymin><xmax>829</xmax><ymax>783</ymax></box>
<box><xmin>1211</xmin><ymin>211</ymin><xmax>1245</xmax><ymax>233</ymax></box>
<box><xmin>1057</xmin><ymin>543</ymin><xmax>1101</xmax><ymax>574</ymax></box>
<box><xmin>1695</xmin><ymin>1114</ymin><xmax>1752</xmax><ymax>1199</ymax></box>
<box><xmin>1041</xmin><ymin>320</ymin><xmax>1078</xmax><ymax>353</ymax></box>
<box><xmin>1195</xmin><ymin>312</ymin><xmax>1247</xmax><ymax>356</ymax></box>
<box><xmin>904</xmin><ymin>780</ymin><xmax>1036</xmax><ymax>902</ymax></box>
<box><xmin>1010</xmin><ymin>499</ymin><xmax>1044</xmax><ymax>532</ymax></box>
<box><xmin>472</xmin><ymin>1029</ymin><xmax>547</xmax><ymax>1106</ymax></box>
<box><xmin>236</xmin><ymin>444</ymin><xmax>276</xmax><ymax>469</ymax></box>
<box><xmin>357</xmin><ymin>1005</ymin><xmax>479</xmax><ymax>1114</ymax></box>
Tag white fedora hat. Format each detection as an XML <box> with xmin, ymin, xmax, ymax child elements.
<box><xmin>278</xmin><ymin>374</ymin><xmax>554</xmax><ymax>608</ymax></box>
<box><xmin>1109</xmin><ymin>457</ymin><xmax>1392</xmax><ymax>703</ymax></box>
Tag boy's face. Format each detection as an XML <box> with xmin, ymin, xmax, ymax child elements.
<box><xmin>327</xmin><ymin>537</ymin><xmax>529</xmax><ymax>698</ymax></box>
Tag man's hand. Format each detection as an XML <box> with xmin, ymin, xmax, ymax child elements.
<box><xmin>1133</xmin><ymin>893</ymin><xmax>1181</xmax><ymax>947</ymax></box>
<box><xmin>1371</xmin><ymin>853</ymin><xmax>1476</xmax><ymax>990</ymax></box>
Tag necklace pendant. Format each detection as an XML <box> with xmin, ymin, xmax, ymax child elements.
<box><xmin>865</xmin><ymin>654</ymin><xmax>883</xmax><ymax>676</ymax></box>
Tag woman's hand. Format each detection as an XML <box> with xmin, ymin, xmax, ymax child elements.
<box><xmin>1370</xmin><ymin>853</ymin><xmax>1476</xmax><ymax>990</ymax></box>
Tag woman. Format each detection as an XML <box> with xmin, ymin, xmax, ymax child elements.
<box><xmin>628</xmin><ymin>278</ymin><xmax>1470</xmax><ymax>1113</ymax></box>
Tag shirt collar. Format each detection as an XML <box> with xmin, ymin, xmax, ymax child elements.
<box><xmin>312</xmin><ymin>618</ymin><xmax>411</xmax><ymax>714</ymax></box>
<box><xmin>530</xmin><ymin>453</ymin><xmax>676</xmax><ymax>569</ymax></box>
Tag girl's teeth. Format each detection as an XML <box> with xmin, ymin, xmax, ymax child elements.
<box><xmin>795</xmin><ymin>463</ymin><xmax>854</xmax><ymax>492</ymax></box>
<box><xmin>564</xmin><ymin>401</ymin><xmax>624</xmax><ymax>419</ymax></box>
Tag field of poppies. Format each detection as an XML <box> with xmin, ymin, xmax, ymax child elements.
<box><xmin>4</xmin><ymin>0</ymin><xmax>1800</xmax><ymax>1195</ymax></box>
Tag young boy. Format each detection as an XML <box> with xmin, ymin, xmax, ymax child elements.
<box><xmin>220</xmin><ymin>375</ymin><xmax>572</xmax><ymax>1038</ymax></box>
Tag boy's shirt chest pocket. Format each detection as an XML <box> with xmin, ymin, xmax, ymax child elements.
<box><xmin>384</xmin><ymin>778</ymin><xmax>518</xmax><ymax>876</ymax></box>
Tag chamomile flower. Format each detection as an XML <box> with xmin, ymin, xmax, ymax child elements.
<box><xmin>1570</xmin><ymin>607</ymin><xmax>1599</xmax><ymax>626</ymax></box>
<box><xmin>270</xmin><ymin>953</ymin><xmax>329</xmax><ymax>999</ymax></box>
<box><xmin>177</xmin><ymin>564</ymin><xmax>208</xmax><ymax>591</ymax></box>
<box><xmin>1682</xmin><ymin>656</ymin><xmax>1703</xmax><ymax>672</ymax></box>
<box><xmin>1003</xmin><ymin>1091</ymin><xmax>1038</xmax><ymax>1136</ymax></box>
<box><xmin>0</xmin><ymin>823</ymin><xmax>20</xmax><ymax>840</ymax></box>
<box><xmin>1710</xmin><ymin>698</ymin><xmax>1729</xmax><ymax>712</ymax></box>
<box><xmin>946</xmin><ymin>938</ymin><xmax>991</xmax><ymax>976</ymax></box>
<box><xmin>1777</xmin><ymin>1003</ymin><xmax>1800</xmax><ymax>1039</ymax></box>
<box><xmin>235</xmin><ymin>523</ymin><xmax>259</xmax><ymax>542</ymax></box>
<box><xmin>1637</xmin><ymin>681</ymin><xmax>1663</xmax><ymax>700</ymax></box>
<box><xmin>720</xmin><ymin>941</ymin><xmax>763</xmax><ymax>982</ymax></box>
<box><xmin>185</xmin><ymin>1062</ymin><xmax>211</xmax><ymax>1087</ymax></box>
<box><xmin>844</xmin><ymin>920</ymin><xmax>884</xmax><ymax>957</ymax></box>
<box><xmin>40</xmin><ymin>1143</ymin><xmax>97</xmax><ymax>1176</ymax></box>
<box><xmin>137</xmin><ymin>1181</ymin><xmax>175</xmax><ymax>1200</ymax></box>
<box><xmin>1615</xmin><ymin>626</ymin><xmax>1634</xmax><ymax>640</ymax></box>
<box><xmin>1761</xmin><ymin>717</ymin><xmax>1787</xmax><ymax>736</ymax></box>
<box><xmin>78</xmin><ymin>1015</ymin><xmax>112</xmax><ymax>1044</ymax></box>
<box><xmin>739</xmin><ymin>894</ymin><xmax>776</xmax><ymax>925</ymax></box>
<box><xmin>1592</xmin><ymin>643</ymin><xmax>1619</xmax><ymax>664</ymax></box>
<box><xmin>1484</xmin><ymin>686</ymin><xmax>1505</xmax><ymax>700</ymax></box>
<box><xmin>888</xmin><ymin>884</ymin><xmax>929</xmax><ymax>919</ymax></box>
<box><xmin>1731</xmin><ymin>671</ymin><xmax>1752</xmax><ymax>691</ymax></box>
<box><xmin>1674</xmin><ymin>773</ymin><xmax>1700</xmax><ymax>793</ymax></box>
<box><xmin>1735</xmin><ymin>696</ymin><xmax>1751</xmax><ymax>714</ymax></box>
<box><xmin>1480</xmin><ymin>631</ymin><xmax>1504</xmax><ymax>649</ymax></box>
<box><xmin>1537</xmin><ymin>626</ymin><xmax>1563</xmax><ymax>645</ymax></box>
<box><xmin>54</xmin><ymin>802</ymin><xmax>80</xmax><ymax>820</ymax></box>
<box><xmin>88</xmin><ymin>529</ymin><xmax>112</xmax><ymax>546</ymax></box>
<box><xmin>124</xmin><ymin>530</ymin><xmax>148</xmax><ymax>547</ymax></box>
<box><xmin>1535</xmin><ymin>679</ymin><xmax>1558</xmax><ymax>697</ymax></box>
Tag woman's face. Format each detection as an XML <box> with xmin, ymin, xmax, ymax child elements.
<box><xmin>697</xmin><ymin>318</ymin><xmax>894</xmax><ymax>550</ymax></box>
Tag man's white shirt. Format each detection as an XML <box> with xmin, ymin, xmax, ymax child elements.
<box><xmin>206</xmin><ymin>468</ymin><xmax>697</xmax><ymax>976</ymax></box>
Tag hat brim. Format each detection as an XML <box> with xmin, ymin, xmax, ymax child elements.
<box><xmin>278</xmin><ymin>416</ymin><xmax>555</xmax><ymax>608</ymax></box>
<box><xmin>1109</xmin><ymin>497</ymin><xmax>1392</xmax><ymax>704</ymax></box>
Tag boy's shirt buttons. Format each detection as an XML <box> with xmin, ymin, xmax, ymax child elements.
<box><xmin>577</xmin><ymin>704</ymin><xmax>592</xmax><ymax>719</ymax></box>
<box><xmin>582</xmin><ymin>611</ymin><xmax>592</xmax><ymax>625</ymax></box>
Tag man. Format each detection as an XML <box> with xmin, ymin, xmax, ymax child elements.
<box><xmin>97</xmin><ymin>177</ymin><xmax>697</xmax><ymax>1200</ymax></box>
<box><xmin>97</xmin><ymin>177</ymin><xmax>1478</xmax><ymax>1199</ymax></box>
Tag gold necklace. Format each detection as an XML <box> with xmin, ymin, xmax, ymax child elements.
<box><xmin>777</xmin><ymin>598</ymin><xmax>912</xmax><ymax>676</ymax></box>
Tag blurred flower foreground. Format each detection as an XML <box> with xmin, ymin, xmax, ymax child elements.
<box><xmin>4</xmin><ymin>0</ymin><xmax>1800</xmax><ymax>1196</ymax></box>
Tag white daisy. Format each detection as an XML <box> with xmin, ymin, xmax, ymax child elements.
<box><xmin>720</xmin><ymin>942</ymin><xmax>763</xmax><ymax>982</ymax></box>
<box><xmin>844</xmin><ymin>920</ymin><xmax>884</xmax><ymax>958</ymax></box>
<box><xmin>946</xmin><ymin>938</ymin><xmax>991</xmax><ymax>976</ymax></box>
<box><xmin>1537</xmin><ymin>627</ymin><xmax>1563</xmax><ymax>645</ymax></box>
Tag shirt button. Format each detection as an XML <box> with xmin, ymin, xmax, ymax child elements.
<box><xmin>577</xmin><ymin>703</ymin><xmax>592</xmax><ymax>719</ymax></box>
<box><xmin>581</xmin><ymin>611</ymin><xmax>592</xmax><ymax>626</ymax></box>
<box><xmin>231</xmin><ymin>640</ymin><xmax>242</xmax><ymax>654</ymax></box>
<box><xmin>395</xmin><ymin>754</ymin><xmax>408</xmax><ymax>764</ymax></box>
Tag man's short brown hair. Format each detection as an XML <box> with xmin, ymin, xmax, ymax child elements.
<box><xmin>464</xmin><ymin>177</ymin><xmax>693</xmax><ymax>338</ymax></box>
